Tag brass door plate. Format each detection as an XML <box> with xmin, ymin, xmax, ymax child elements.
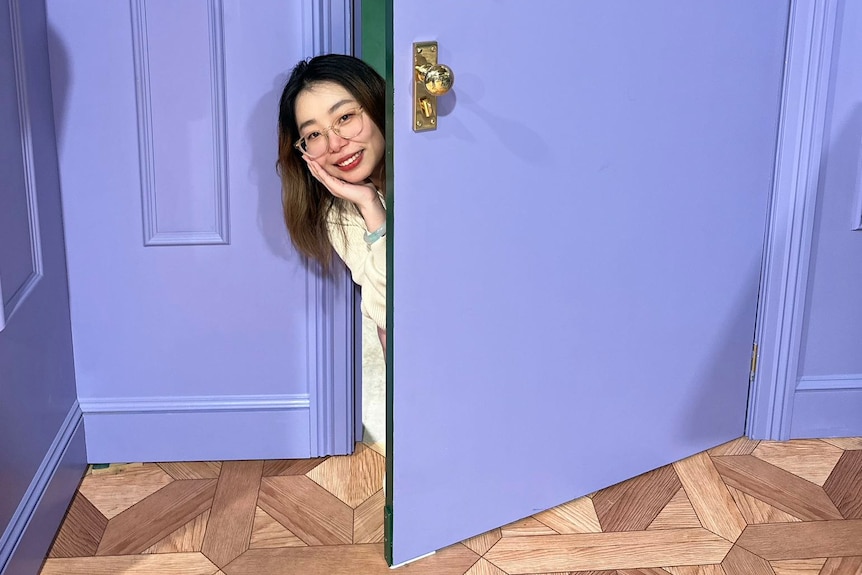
<box><xmin>413</xmin><ymin>42</ymin><xmax>439</xmax><ymax>132</ymax></box>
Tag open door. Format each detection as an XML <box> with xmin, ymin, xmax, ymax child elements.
<box><xmin>386</xmin><ymin>1</ymin><xmax>790</xmax><ymax>565</ymax></box>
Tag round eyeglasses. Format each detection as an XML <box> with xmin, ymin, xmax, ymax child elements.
<box><xmin>294</xmin><ymin>107</ymin><xmax>365</xmax><ymax>159</ymax></box>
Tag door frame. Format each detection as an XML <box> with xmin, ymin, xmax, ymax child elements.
<box><xmin>747</xmin><ymin>0</ymin><xmax>841</xmax><ymax>441</ymax></box>
<box><xmin>319</xmin><ymin>0</ymin><xmax>842</xmax><ymax>446</ymax></box>
<box><xmin>302</xmin><ymin>0</ymin><xmax>360</xmax><ymax>456</ymax></box>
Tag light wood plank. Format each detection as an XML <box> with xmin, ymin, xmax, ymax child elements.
<box><xmin>262</xmin><ymin>457</ymin><xmax>327</xmax><ymax>477</ymax></box>
<box><xmin>709</xmin><ymin>438</ymin><xmax>760</xmax><ymax>457</ymax></box>
<box><xmin>735</xmin><ymin>519</ymin><xmax>862</xmax><ymax>560</ymax></box>
<box><xmin>258</xmin><ymin>476</ymin><xmax>353</xmax><ymax>546</ymax></box>
<box><xmin>306</xmin><ymin>443</ymin><xmax>384</xmax><ymax>509</ymax></box>
<box><xmin>535</xmin><ymin>496</ymin><xmax>603</xmax><ymax>534</ymax></box>
<box><xmin>713</xmin><ymin>456</ymin><xmax>843</xmax><ymax>521</ymax></box>
<box><xmin>157</xmin><ymin>462</ymin><xmax>221</xmax><ymax>480</ymax></box>
<box><xmin>727</xmin><ymin>486</ymin><xmax>801</xmax><ymax>524</ymax></box>
<box><xmin>464</xmin><ymin>557</ymin><xmax>508</xmax><ymax>575</ymax></box>
<box><xmin>752</xmin><ymin>440</ymin><xmax>843</xmax><ymax>486</ymax></box>
<box><xmin>221</xmin><ymin>543</ymin><xmax>478</xmax><ymax>575</ymax></box>
<box><xmin>665</xmin><ymin>565</ymin><xmax>727</xmax><ymax>575</ymax></box>
<box><xmin>819</xmin><ymin>556</ymin><xmax>862</xmax><ymax>575</ymax></box>
<box><xmin>674</xmin><ymin>452</ymin><xmax>747</xmax><ymax>542</ymax></box>
<box><xmin>619</xmin><ymin>570</ymin><xmax>674</xmax><ymax>575</ymax></box>
<box><xmin>201</xmin><ymin>460</ymin><xmax>263</xmax><ymax>568</ymax></box>
<box><xmin>40</xmin><ymin>553</ymin><xmax>218</xmax><ymax>575</ymax></box>
<box><xmin>96</xmin><ymin>479</ymin><xmax>217</xmax><ymax>556</ymax></box>
<box><xmin>249</xmin><ymin>507</ymin><xmax>306</xmax><ymax>549</ymax></box>
<box><xmin>820</xmin><ymin>437</ymin><xmax>862</xmax><ymax>451</ymax></box>
<box><xmin>143</xmin><ymin>510</ymin><xmax>210</xmax><ymax>554</ymax></box>
<box><xmin>648</xmin><ymin>488</ymin><xmax>702</xmax><ymax>530</ymax></box>
<box><xmin>462</xmin><ymin>528</ymin><xmax>502</xmax><ymax>556</ymax></box>
<box><xmin>721</xmin><ymin>545</ymin><xmax>776</xmax><ymax>575</ymax></box>
<box><xmin>501</xmin><ymin>516</ymin><xmax>558</xmax><ymax>537</ymax></box>
<box><xmin>79</xmin><ymin>463</ymin><xmax>174</xmax><ymax>519</ymax></box>
<box><xmin>483</xmin><ymin>528</ymin><xmax>732</xmax><ymax>573</ymax></box>
<box><xmin>354</xmin><ymin>489</ymin><xmax>384</xmax><ymax>544</ymax></box>
<box><xmin>770</xmin><ymin>558</ymin><xmax>827</xmax><ymax>575</ymax></box>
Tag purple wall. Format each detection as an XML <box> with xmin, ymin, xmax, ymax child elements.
<box><xmin>0</xmin><ymin>0</ymin><xmax>87</xmax><ymax>573</ymax></box>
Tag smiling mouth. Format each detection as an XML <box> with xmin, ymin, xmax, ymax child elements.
<box><xmin>336</xmin><ymin>151</ymin><xmax>362</xmax><ymax>169</ymax></box>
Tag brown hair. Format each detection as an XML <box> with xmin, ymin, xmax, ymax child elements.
<box><xmin>276</xmin><ymin>54</ymin><xmax>386</xmax><ymax>269</ymax></box>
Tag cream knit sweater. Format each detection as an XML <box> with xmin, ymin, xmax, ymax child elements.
<box><xmin>327</xmin><ymin>201</ymin><xmax>387</xmax><ymax>331</ymax></box>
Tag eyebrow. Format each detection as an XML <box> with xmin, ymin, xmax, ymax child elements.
<box><xmin>298</xmin><ymin>99</ymin><xmax>357</xmax><ymax>132</ymax></box>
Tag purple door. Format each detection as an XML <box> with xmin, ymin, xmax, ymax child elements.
<box><xmin>388</xmin><ymin>1</ymin><xmax>790</xmax><ymax>565</ymax></box>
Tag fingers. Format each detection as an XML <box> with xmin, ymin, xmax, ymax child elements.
<box><xmin>303</xmin><ymin>156</ymin><xmax>345</xmax><ymax>196</ymax></box>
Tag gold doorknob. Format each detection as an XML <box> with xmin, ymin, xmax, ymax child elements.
<box><xmin>415</xmin><ymin>63</ymin><xmax>455</xmax><ymax>96</ymax></box>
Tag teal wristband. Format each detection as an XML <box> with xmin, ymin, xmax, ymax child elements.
<box><xmin>364</xmin><ymin>221</ymin><xmax>386</xmax><ymax>245</ymax></box>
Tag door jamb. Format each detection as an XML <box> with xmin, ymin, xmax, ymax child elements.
<box><xmin>303</xmin><ymin>0</ymin><xmax>359</xmax><ymax>456</ymax></box>
<box><xmin>747</xmin><ymin>0</ymin><xmax>840</xmax><ymax>440</ymax></box>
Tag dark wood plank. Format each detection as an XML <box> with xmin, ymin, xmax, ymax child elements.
<box><xmin>96</xmin><ymin>479</ymin><xmax>217</xmax><ymax>556</ymax></box>
<box><xmin>713</xmin><ymin>455</ymin><xmax>843</xmax><ymax>520</ymax></box>
<box><xmin>735</xmin><ymin>520</ymin><xmax>862</xmax><ymax>560</ymax></box>
<box><xmin>201</xmin><ymin>460</ymin><xmax>263</xmax><ymax>568</ymax></box>
<box><xmin>823</xmin><ymin>450</ymin><xmax>862</xmax><ymax>519</ymax></box>
<box><xmin>592</xmin><ymin>465</ymin><xmax>682</xmax><ymax>532</ymax></box>
<box><xmin>721</xmin><ymin>545</ymin><xmax>775</xmax><ymax>575</ymax></box>
<box><xmin>48</xmin><ymin>493</ymin><xmax>108</xmax><ymax>558</ymax></box>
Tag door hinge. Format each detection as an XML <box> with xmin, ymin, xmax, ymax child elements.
<box><xmin>749</xmin><ymin>342</ymin><xmax>759</xmax><ymax>382</ymax></box>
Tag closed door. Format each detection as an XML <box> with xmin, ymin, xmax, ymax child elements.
<box><xmin>387</xmin><ymin>1</ymin><xmax>790</xmax><ymax>565</ymax></box>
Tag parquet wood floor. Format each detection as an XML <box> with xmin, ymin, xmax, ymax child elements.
<box><xmin>40</xmin><ymin>438</ymin><xmax>862</xmax><ymax>574</ymax></box>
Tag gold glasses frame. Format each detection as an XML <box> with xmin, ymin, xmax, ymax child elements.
<box><xmin>294</xmin><ymin>107</ymin><xmax>366</xmax><ymax>158</ymax></box>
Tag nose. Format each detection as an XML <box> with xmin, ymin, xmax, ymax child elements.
<box><xmin>327</xmin><ymin>130</ymin><xmax>348</xmax><ymax>152</ymax></box>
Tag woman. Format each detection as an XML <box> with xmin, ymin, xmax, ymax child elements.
<box><xmin>277</xmin><ymin>54</ymin><xmax>387</xmax><ymax>352</ymax></box>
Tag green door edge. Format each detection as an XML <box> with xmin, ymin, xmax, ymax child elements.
<box><xmin>358</xmin><ymin>0</ymin><xmax>397</xmax><ymax>566</ymax></box>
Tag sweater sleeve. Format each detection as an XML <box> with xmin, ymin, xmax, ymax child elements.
<box><xmin>326</xmin><ymin>205</ymin><xmax>387</xmax><ymax>331</ymax></box>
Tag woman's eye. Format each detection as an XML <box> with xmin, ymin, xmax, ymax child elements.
<box><xmin>305</xmin><ymin>131</ymin><xmax>321</xmax><ymax>141</ymax></box>
<box><xmin>338</xmin><ymin>112</ymin><xmax>355</xmax><ymax>125</ymax></box>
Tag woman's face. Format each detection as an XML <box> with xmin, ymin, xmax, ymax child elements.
<box><xmin>294</xmin><ymin>81</ymin><xmax>385</xmax><ymax>186</ymax></box>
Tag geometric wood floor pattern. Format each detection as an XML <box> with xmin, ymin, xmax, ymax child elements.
<box><xmin>40</xmin><ymin>438</ymin><xmax>862</xmax><ymax>575</ymax></box>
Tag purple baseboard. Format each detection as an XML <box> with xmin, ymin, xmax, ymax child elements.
<box><xmin>1</xmin><ymin>406</ymin><xmax>87</xmax><ymax>575</ymax></box>
<box><xmin>790</xmin><ymin>379</ymin><xmax>862</xmax><ymax>438</ymax></box>
<box><xmin>81</xmin><ymin>396</ymin><xmax>315</xmax><ymax>463</ymax></box>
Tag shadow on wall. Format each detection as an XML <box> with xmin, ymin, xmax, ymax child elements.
<box><xmin>248</xmin><ymin>75</ymin><xmax>298</xmax><ymax>262</ymax></box>
<box><xmin>46</xmin><ymin>23</ymin><xmax>68</xmax><ymax>154</ymax></box>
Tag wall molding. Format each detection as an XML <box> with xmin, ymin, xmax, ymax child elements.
<box><xmin>854</xmin><ymin>146</ymin><xmax>862</xmax><ymax>230</ymax></box>
<box><xmin>0</xmin><ymin>402</ymin><xmax>84</xmax><ymax>572</ymax></box>
<box><xmin>302</xmin><ymin>0</ymin><xmax>353</xmax><ymax>58</ymax></box>
<box><xmin>797</xmin><ymin>374</ymin><xmax>862</xmax><ymax>391</ymax></box>
<box><xmin>0</xmin><ymin>0</ymin><xmax>43</xmax><ymax>333</ymax></box>
<box><xmin>747</xmin><ymin>0</ymin><xmax>840</xmax><ymax>440</ymax></box>
<box><xmin>130</xmin><ymin>0</ymin><xmax>231</xmax><ymax>247</ymax></box>
<box><xmin>79</xmin><ymin>393</ymin><xmax>309</xmax><ymax>414</ymax></box>
<box><xmin>303</xmin><ymin>0</ymin><xmax>358</xmax><ymax>457</ymax></box>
